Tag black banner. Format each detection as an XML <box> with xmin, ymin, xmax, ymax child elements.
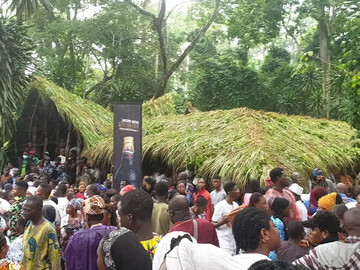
<box><xmin>113</xmin><ymin>104</ymin><xmax>142</xmax><ymax>190</ymax></box>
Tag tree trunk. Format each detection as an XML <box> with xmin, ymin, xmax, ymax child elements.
<box><xmin>319</xmin><ymin>7</ymin><xmax>331</xmax><ymax>118</ymax></box>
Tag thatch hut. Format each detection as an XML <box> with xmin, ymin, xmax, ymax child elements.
<box><xmin>14</xmin><ymin>77</ymin><xmax>360</xmax><ymax>187</ymax></box>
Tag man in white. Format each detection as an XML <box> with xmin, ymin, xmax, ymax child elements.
<box><xmin>288</xmin><ymin>183</ymin><xmax>308</xmax><ymax>221</ymax></box>
<box><xmin>212</xmin><ymin>181</ymin><xmax>239</xmax><ymax>255</ymax></box>
<box><xmin>210</xmin><ymin>175</ymin><xmax>226</xmax><ymax>208</ymax></box>
<box><xmin>53</xmin><ymin>183</ymin><xmax>69</xmax><ymax>219</ymax></box>
<box><xmin>35</xmin><ymin>183</ymin><xmax>61</xmax><ymax>226</ymax></box>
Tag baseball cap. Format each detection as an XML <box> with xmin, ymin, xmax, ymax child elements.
<box><xmin>312</xmin><ymin>168</ymin><xmax>323</xmax><ymax>177</ymax></box>
<box><xmin>120</xmin><ymin>185</ymin><xmax>134</xmax><ymax>196</ymax></box>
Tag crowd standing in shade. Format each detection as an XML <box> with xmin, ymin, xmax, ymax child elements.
<box><xmin>1</xmin><ymin>149</ymin><xmax>360</xmax><ymax>269</ymax></box>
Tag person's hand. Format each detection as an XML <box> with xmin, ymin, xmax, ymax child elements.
<box><xmin>220</xmin><ymin>215</ymin><xmax>229</xmax><ymax>226</ymax></box>
<box><xmin>300</xmin><ymin>239</ymin><xmax>310</xmax><ymax>248</ymax></box>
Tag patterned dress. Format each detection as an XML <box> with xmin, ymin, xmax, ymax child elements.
<box><xmin>0</xmin><ymin>259</ymin><xmax>25</xmax><ymax>270</ymax></box>
<box><xmin>9</xmin><ymin>197</ymin><xmax>26</xmax><ymax>242</ymax></box>
<box><xmin>140</xmin><ymin>234</ymin><xmax>162</xmax><ymax>261</ymax></box>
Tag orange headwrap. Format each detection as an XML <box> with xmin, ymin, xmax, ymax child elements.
<box><xmin>318</xmin><ymin>192</ymin><xmax>337</xmax><ymax>211</ymax></box>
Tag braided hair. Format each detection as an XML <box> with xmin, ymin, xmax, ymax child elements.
<box><xmin>232</xmin><ymin>207</ymin><xmax>271</xmax><ymax>254</ymax></box>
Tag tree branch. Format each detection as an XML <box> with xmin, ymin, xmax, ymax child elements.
<box><xmin>124</xmin><ymin>0</ymin><xmax>157</xmax><ymax>21</ymax></box>
<box><xmin>166</xmin><ymin>0</ymin><xmax>221</xmax><ymax>78</ymax></box>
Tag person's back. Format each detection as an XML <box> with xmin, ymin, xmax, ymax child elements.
<box><xmin>66</xmin><ymin>225</ymin><xmax>115</xmax><ymax>270</ymax></box>
<box><xmin>170</xmin><ymin>217</ymin><xmax>219</xmax><ymax>246</ymax></box>
<box><xmin>277</xmin><ymin>221</ymin><xmax>309</xmax><ymax>263</ymax></box>
<box><xmin>152</xmin><ymin>202</ymin><xmax>173</xmax><ymax>235</ymax></box>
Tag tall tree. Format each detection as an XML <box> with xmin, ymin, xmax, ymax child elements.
<box><xmin>125</xmin><ymin>0</ymin><xmax>221</xmax><ymax>97</ymax></box>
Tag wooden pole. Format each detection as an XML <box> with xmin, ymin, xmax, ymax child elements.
<box><xmin>28</xmin><ymin>95</ymin><xmax>40</xmax><ymax>141</ymax></box>
<box><xmin>65</xmin><ymin>124</ymin><xmax>71</xmax><ymax>159</ymax></box>
<box><xmin>43</xmin><ymin>118</ymin><xmax>48</xmax><ymax>156</ymax></box>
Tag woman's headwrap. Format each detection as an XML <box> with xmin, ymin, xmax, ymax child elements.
<box><xmin>69</xmin><ymin>198</ymin><xmax>84</xmax><ymax>211</ymax></box>
<box><xmin>308</xmin><ymin>186</ymin><xmax>328</xmax><ymax>215</ymax></box>
<box><xmin>318</xmin><ymin>192</ymin><xmax>340</xmax><ymax>211</ymax></box>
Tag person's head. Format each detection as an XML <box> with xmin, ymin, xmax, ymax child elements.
<box><xmin>3</xmin><ymin>183</ymin><xmax>12</xmax><ymax>193</ymax></box>
<box><xmin>60</xmin><ymin>148</ymin><xmax>65</xmax><ymax>156</ymax></box>
<box><xmin>247</xmin><ymin>180</ymin><xmax>260</xmax><ymax>193</ymax></box>
<box><xmin>249</xmin><ymin>192</ymin><xmax>267</xmax><ymax>210</ymax></box>
<box><xmin>2</xmin><ymin>168</ymin><xmax>9</xmax><ymax>176</ymax></box>
<box><xmin>54</xmin><ymin>183</ymin><xmax>67</xmax><ymax>197</ymax></box>
<box><xmin>197</xmin><ymin>178</ymin><xmax>206</xmax><ymax>190</ymax></box>
<box><xmin>288</xmin><ymin>183</ymin><xmax>303</xmax><ymax>201</ymax></box>
<box><xmin>168</xmin><ymin>195</ymin><xmax>190</xmax><ymax>224</ymax></box>
<box><xmin>232</xmin><ymin>207</ymin><xmax>280</xmax><ymax>254</ymax></box>
<box><xmin>336</xmin><ymin>183</ymin><xmax>348</xmax><ymax>194</ymax></box>
<box><xmin>54</xmin><ymin>156</ymin><xmax>61</xmax><ymax>166</ymax></box>
<box><xmin>0</xmin><ymin>232</ymin><xmax>8</xmax><ymax>259</ymax></box>
<box><xmin>303</xmin><ymin>210</ymin><xmax>340</xmax><ymax>245</ymax></box>
<box><xmin>290</xmin><ymin>172</ymin><xmax>302</xmax><ymax>183</ymax></box>
<box><xmin>42</xmin><ymin>205</ymin><xmax>56</xmax><ymax>223</ymax></box>
<box><xmin>194</xmin><ymin>196</ymin><xmax>207</xmax><ymax>215</ymax></box>
<box><xmin>16</xmin><ymin>216</ymin><xmax>27</xmax><ymax>235</ymax></box>
<box><xmin>78</xmin><ymin>182</ymin><xmax>86</xmax><ymax>194</ymax></box>
<box><xmin>39</xmin><ymin>172</ymin><xmax>51</xmax><ymax>183</ymax></box>
<box><xmin>12</xmin><ymin>168</ymin><xmax>20</xmax><ymax>177</ymax></box>
<box><xmin>103</xmin><ymin>180</ymin><xmax>112</xmax><ymax>189</ymax></box>
<box><xmin>49</xmin><ymin>180</ymin><xmax>58</xmax><ymax>190</ymax></box>
<box><xmin>176</xmin><ymin>181</ymin><xmax>186</xmax><ymax>195</ymax></box>
<box><xmin>7</xmin><ymin>163</ymin><xmax>13</xmax><ymax>170</ymax></box>
<box><xmin>343</xmin><ymin>207</ymin><xmax>360</xmax><ymax>237</ymax></box>
<box><xmin>177</xmin><ymin>172</ymin><xmax>188</xmax><ymax>182</ymax></box>
<box><xmin>22</xmin><ymin>196</ymin><xmax>43</xmax><ymax>222</ymax></box>
<box><xmin>12</xmin><ymin>181</ymin><xmax>28</xmax><ymax>197</ymax></box>
<box><xmin>22</xmin><ymin>151</ymin><xmax>29</xmax><ymax>160</ymax></box>
<box><xmin>102</xmin><ymin>204</ymin><xmax>117</xmax><ymax>226</ymax></box>
<box><xmin>212</xmin><ymin>176</ymin><xmax>221</xmax><ymax>190</ymax></box>
<box><xmin>155</xmin><ymin>181</ymin><xmax>169</xmax><ymax>200</ymax></box>
<box><xmin>86</xmin><ymin>184</ymin><xmax>99</xmax><ymax>198</ymax></box>
<box><xmin>118</xmin><ymin>189</ymin><xmax>153</xmax><ymax>232</ymax></box>
<box><xmin>84</xmin><ymin>196</ymin><xmax>106</xmax><ymax>226</ymax></box>
<box><xmin>332</xmin><ymin>204</ymin><xmax>348</xmax><ymax>222</ymax></box>
<box><xmin>271</xmin><ymin>198</ymin><xmax>290</xmax><ymax>219</ymax></box>
<box><xmin>287</xmin><ymin>220</ymin><xmax>305</xmax><ymax>241</ymax></box>
<box><xmin>318</xmin><ymin>192</ymin><xmax>343</xmax><ymax>211</ymax></box>
<box><xmin>23</xmin><ymin>174</ymin><xmax>33</xmax><ymax>182</ymax></box>
<box><xmin>249</xmin><ymin>260</ymin><xmax>309</xmax><ymax>270</ymax></box>
<box><xmin>67</xmin><ymin>198</ymin><xmax>83</xmax><ymax>216</ymax></box>
<box><xmin>142</xmin><ymin>176</ymin><xmax>156</xmax><ymax>194</ymax></box>
<box><xmin>224</xmin><ymin>181</ymin><xmax>240</xmax><ymax>201</ymax></box>
<box><xmin>35</xmin><ymin>183</ymin><xmax>52</xmax><ymax>200</ymax></box>
<box><xmin>120</xmin><ymin>180</ymin><xmax>130</xmax><ymax>190</ymax></box>
<box><xmin>269</xmin><ymin>168</ymin><xmax>289</xmax><ymax>188</ymax></box>
<box><xmin>110</xmin><ymin>194</ymin><xmax>121</xmax><ymax>207</ymax></box>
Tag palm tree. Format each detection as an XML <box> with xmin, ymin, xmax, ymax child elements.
<box><xmin>6</xmin><ymin>0</ymin><xmax>52</xmax><ymax>24</ymax></box>
<box><xmin>0</xmin><ymin>19</ymin><xmax>34</xmax><ymax>167</ymax></box>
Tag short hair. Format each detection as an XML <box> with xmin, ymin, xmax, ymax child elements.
<box><xmin>332</xmin><ymin>204</ymin><xmax>348</xmax><ymax>220</ymax></box>
<box><xmin>26</xmin><ymin>196</ymin><xmax>43</xmax><ymax>210</ymax></box>
<box><xmin>195</xmin><ymin>195</ymin><xmax>207</xmax><ymax>207</ymax></box>
<box><xmin>42</xmin><ymin>205</ymin><xmax>56</xmax><ymax>222</ymax></box>
<box><xmin>33</xmin><ymin>179</ymin><xmax>41</xmax><ymax>188</ymax></box>
<box><xmin>15</xmin><ymin>181</ymin><xmax>28</xmax><ymax>191</ymax></box>
<box><xmin>249</xmin><ymin>260</ymin><xmax>309</xmax><ymax>270</ymax></box>
<box><xmin>155</xmin><ymin>181</ymin><xmax>169</xmax><ymax>197</ymax></box>
<box><xmin>39</xmin><ymin>183</ymin><xmax>52</xmax><ymax>198</ymax></box>
<box><xmin>271</xmin><ymin>198</ymin><xmax>290</xmax><ymax>219</ymax></box>
<box><xmin>249</xmin><ymin>192</ymin><xmax>264</xmax><ymax>207</ymax></box>
<box><xmin>232</xmin><ymin>207</ymin><xmax>271</xmax><ymax>254</ymax></box>
<box><xmin>103</xmin><ymin>180</ymin><xmax>112</xmax><ymax>189</ymax></box>
<box><xmin>287</xmin><ymin>221</ymin><xmax>304</xmax><ymax>240</ymax></box>
<box><xmin>270</xmin><ymin>168</ymin><xmax>284</xmax><ymax>183</ymax></box>
<box><xmin>224</xmin><ymin>181</ymin><xmax>236</xmax><ymax>194</ymax></box>
<box><xmin>88</xmin><ymin>184</ymin><xmax>99</xmax><ymax>195</ymax></box>
<box><xmin>120</xmin><ymin>189</ymin><xmax>153</xmax><ymax>220</ymax></box>
<box><xmin>213</xmin><ymin>175</ymin><xmax>221</xmax><ymax>181</ymax></box>
<box><xmin>303</xmin><ymin>210</ymin><xmax>340</xmax><ymax>238</ymax></box>
<box><xmin>57</xmin><ymin>183</ymin><xmax>67</xmax><ymax>195</ymax></box>
<box><xmin>111</xmin><ymin>194</ymin><xmax>121</xmax><ymax>203</ymax></box>
<box><xmin>247</xmin><ymin>180</ymin><xmax>260</xmax><ymax>193</ymax></box>
<box><xmin>17</xmin><ymin>216</ymin><xmax>27</xmax><ymax>228</ymax></box>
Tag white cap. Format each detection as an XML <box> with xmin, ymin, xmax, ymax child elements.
<box><xmin>288</xmin><ymin>183</ymin><xmax>303</xmax><ymax>196</ymax></box>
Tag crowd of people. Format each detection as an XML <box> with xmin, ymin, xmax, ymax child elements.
<box><xmin>0</xmin><ymin>149</ymin><xmax>360</xmax><ymax>270</ymax></box>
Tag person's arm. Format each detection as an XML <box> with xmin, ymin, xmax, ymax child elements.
<box><xmin>211</xmin><ymin>204</ymin><xmax>228</xmax><ymax>228</ymax></box>
<box><xmin>293</xmin><ymin>249</ymin><xmax>319</xmax><ymax>268</ymax></box>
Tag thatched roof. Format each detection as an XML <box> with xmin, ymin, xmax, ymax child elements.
<box><xmin>28</xmin><ymin>77</ymin><xmax>360</xmax><ymax>187</ymax></box>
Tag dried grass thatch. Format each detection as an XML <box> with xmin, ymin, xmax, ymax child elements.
<box><xmin>29</xmin><ymin>77</ymin><xmax>360</xmax><ymax>187</ymax></box>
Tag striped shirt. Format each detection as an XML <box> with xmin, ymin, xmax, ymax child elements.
<box><xmin>293</xmin><ymin>237</ymin><xmax>360</xmax><ymax>270</ymax></box>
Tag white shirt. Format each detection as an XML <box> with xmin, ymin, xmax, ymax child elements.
<box><xmin>57</xmin><ymin>197</ymin><xmax>69</xmax><ymax>219</ymax></box>
<box><xmin>296</xmin><ymin>200</ymin><xmax>308</xmax><ymax>221</ymax></box>
<box><xmin>43</xmin><ymin>199</ymin><xmax>61</xmax><ymax>225</ymax></box>
<box><xmin>233</xmin><ymin>252</ymin><xmax>270</xmax><ymax>269</ymax></box>
<box><xmin>210</xmin><ymin>189</ymin><xmax>226</xmax><ymax>206</ymax></box>
<box><xmin>212</xmin><ymin>199</ymin><xmax>238</xmax><ymax>255</ymax></box>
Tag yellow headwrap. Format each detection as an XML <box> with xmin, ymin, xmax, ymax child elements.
<box><xmin>318</xmin><ymin>192</ymin><xmax>337</xmax><ymax>211</ymax></box>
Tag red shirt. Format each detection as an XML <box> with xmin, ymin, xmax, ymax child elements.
<box><xmin>169</xmin><ymin>218</ymin><xmax>219</xmax><ymax>247</ymax></box>
<box><xmin>76</xmin><ymin>193</ymin><xmax>86</xmax><ymax>200</ymax></box>
<box><xmin>193</xmin><ymin>189</ymin><xmax>212</xmax><ymax>221</ymax></box>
